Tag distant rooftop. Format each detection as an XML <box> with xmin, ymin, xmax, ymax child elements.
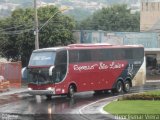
<box><xmin>142</xmin><ymin>0</ymin><xmax>160</xmax><ymax>2</ymax></box>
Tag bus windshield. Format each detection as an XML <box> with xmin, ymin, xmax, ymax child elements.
<box><xmin>29</xmin><ymin>51</ymin><xmax>56</xmax><ymax>66</ymax></box>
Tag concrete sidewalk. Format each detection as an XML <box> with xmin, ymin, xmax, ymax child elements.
<box><xmin>146</xmin><ymin>80</ymin><xmax>160</xmax><ymax>83</ymax></box>
<box><xmin>0</xmin><ymin>87</ymin><xmax>27</xmax><ymax>97</ymax></box>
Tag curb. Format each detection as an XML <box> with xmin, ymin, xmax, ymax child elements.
<box><xmin>146</xmin><ymin>80</ymin><xmax>160</xmax><ymax>83</ymax></box>
<box><xmin>100</xmin><ymin>99</ymin><xmax>118</xmax><ymax>115</ymax></box>
<box><xmin>99</xmin><ymin>103</ymin><xmax>111</xmax><ymax>114</ymax></box>
<box><xmin>0</xmin><ymin>88</ymin><xmax>27</xmax><ymax>97</ymax></box>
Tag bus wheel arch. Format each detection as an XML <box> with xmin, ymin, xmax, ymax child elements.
<box><xmin>123</xmin><ymin>78</ymin><xmax>132</xmax><ymax>93</ymax></box>
<box><xmin>67</xmin><ymin>83</ymin><xmax>77</xmax><ymax>98</ymax></box>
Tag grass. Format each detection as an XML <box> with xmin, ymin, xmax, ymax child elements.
<box><xmin>104</xmin><ymin>100</ymin><xmax>160</xmax><ymax>114</ymax></box>
<box><xmin>103</xmin><ymin>90</ymin><xmax>160</xmax><ymax>119</ymax></box>
<box><xmin>103</xmin><ymin>90</ymin><xmax>160</xmax><ymax>120</ymax></box>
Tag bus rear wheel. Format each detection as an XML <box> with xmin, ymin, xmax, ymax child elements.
<box><xmin>67</xmin><ymin>85</ymin><xmax>75</xmax><ymax>98</ymax></box>
<box><xmin>114</xmin><ymin>81</ymin><xmax>123</xmax><ymax>94</ymax></box>
<box><xmin>123</xmin><ymin>81</ymin><xmax>131</xmax><ymax>93</ymax></box>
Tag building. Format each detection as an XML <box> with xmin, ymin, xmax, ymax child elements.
<box><xmin>140</xmin><ymin>0</ymin><xmax>160</xmax><ymax>32</ymax></box>
<box><xmin>140</xmin><ymin>0</ymin><xmax>160</xmax><ymax>80</ymax></box>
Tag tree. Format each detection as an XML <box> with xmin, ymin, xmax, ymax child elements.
<box><xmin>0</xmin><ymin>6</ymin><xmax>76</xmax><ymax>66</ymax></box>
<box><xmin>78</xmin><ymin>4</ymin><xmax>140</xmax><ymax>32</ymax></box>
<box><xmin>65</xmin><ymin>8</ymin><xmax>92</xmax><ymax>21</ymax></box>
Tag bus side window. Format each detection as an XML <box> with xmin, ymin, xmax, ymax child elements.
<box><xmin>55</xmin><ymin>50</ymin><xmax>67</xmax><ymax>65</ymax></box>
<box><xmin>133</xmin><ymin>48</ymin><xmax>144</xmax><ymax>59</ymax></box>
<box><xmin>117</xmin><ymin>49</ymin><xmax>125</xmax><ymax>60</ymax></box>
<box><xmin>101</xmin><ymin>49</ymin><xmax>112</xmax><ymax>61</ymax></box>
<box><xmin>91</xmin><ymin>49</ymin><xmax>102</xmax><ymax>61</ymax></box>
<box><xmin>54</xmin><ymin>50</ymin><xmax>67</xmax><ymax>82</ymax></box>
<box><xmin>78</xmin><ymin>50</ymin><xmax>91</xmax><ymax>62</ymax></box>
<box><xmin>125</xmin><ymin>49</ymin><xmax>133</xmax><ymax>59</ymax></box>
<box><xmin>69</xmin><ymin>50</ymin><xmax>79</xmax><ymax>63</ymax></box>
<box><xmin>111</xmin><ymin>49</ymin><xmax>118</xmax><ymax>60</ymax></box>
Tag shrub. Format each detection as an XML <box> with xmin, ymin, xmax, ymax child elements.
<box><xmin>119</xmin><ymin>94</ymin><xmax>160</xmax><ymax>100</ymax></box>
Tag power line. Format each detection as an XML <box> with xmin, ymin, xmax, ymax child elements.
<box><xmin>0</xmin><ymin>25</ymin><xmax>24</xmax><ymax>32</ymax></box>
<box><xmin>0</xmin><ymin>28</ymin><xmax>34</xmax><ymax>35</ymax></box>
<box><xmin>0</xmin><ymin>20</ymin><xmax>67</xmax><ymax>35</ymax></box>
<box><xmin>0</xmin><ymin>20</ymin><xmax>65</xmax><ymax>33</ymax></box>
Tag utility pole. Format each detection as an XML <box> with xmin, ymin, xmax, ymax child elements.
<box><xmin>34</xmin><ymin>0</ymin><xmax>39</xmax><ymax>49</ymax></box>
<box><xmin>33</xmin><ymin>2</ymin><xmax>68</xmax><ymax>49</ymax></box>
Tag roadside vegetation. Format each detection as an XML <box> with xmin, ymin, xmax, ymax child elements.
<box><xmin>78</xmin><ymin>4</ymin><xmax>140</xmax><ymax>32</ymax></box>
<box><xmin>0</xmin><ymin>6</ymin><xmax>76</xmax><ymax>66</ymax></box>
<box><xmin>104</xmin><ymin>90</ymin><xmax>160</xmax><ymax>118</ymax></box>
<box><xmin>0</xmin><ymin>4</ymin><xmax>140</xmax><ymax>66</ymax></box>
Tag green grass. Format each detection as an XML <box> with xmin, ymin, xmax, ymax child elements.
<box><xmin>104</xmin><ymin>100</ymin><xmax>160</xmax><ymax>114</ymax></box>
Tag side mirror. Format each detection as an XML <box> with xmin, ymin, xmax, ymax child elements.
<box><xmin>49</xmin><ymin>66</ymin><xmax>55</xmax><ymax>76</ymax></box>
<box><xmin>21</xmin><ymin>67</ymin><xmax>28</xmax><ymax>81</ymax></box>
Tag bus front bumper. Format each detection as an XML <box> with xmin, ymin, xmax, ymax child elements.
<box><xmin>27</xmin><ymin>88</ymin><xmax>55</xmax><ymax>95</ymax></box>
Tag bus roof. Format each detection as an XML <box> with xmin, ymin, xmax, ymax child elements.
<box><xmin>68</xmin><ymin>43</ymin><xmax>144</xmax><ymax>49</ymax></box>
<box><xmin>33</xmin><ymin>47</ymin><xmax>67</xmax><ymax>52</ymax></box>
<box><xmin>33</xmin><ymin>43</ymin><xmax>144</xmax><ymax>52</ymax></box>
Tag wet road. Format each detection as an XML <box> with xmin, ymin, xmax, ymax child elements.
<box><xmin>0</xmin><ymin>91</ymin><xmax>115</xmax><ymax>120</ymax></box>
<box><xmin>0</xmin><ymin>83</ymin><xmax>160</xmax><ymax>120</ymax></box>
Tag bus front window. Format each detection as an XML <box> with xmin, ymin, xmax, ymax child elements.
<box><xmin>28</xmin><ymin>50</ymin><xmax>67</xmax><ymax>84</ymax></box>
<box><xmin>27</xmin><ymin>51</ymin><xmax>56</xmax><ymax>85</ymax></box>
<box><xmin>29</xmin><ymin>51</ymin><xmax>56</xmax><ymax>66</ymax></box>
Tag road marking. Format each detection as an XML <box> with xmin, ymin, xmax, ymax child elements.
<box><xmin>79</xmin><ymin>91</ymin><xmax>149</xmax><ymax>115</ymax></box>
<box><xmin>79</xmin><ymin>95</ymin><xmax>120</xmax><ymax>114</ymax></box>
<box><xmin>99</xmin><ymin>103</ymin><xmax>111</xmax><ymax>114</ymax></box>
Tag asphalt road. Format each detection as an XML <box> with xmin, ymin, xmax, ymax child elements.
<box><xmin>0</xmin><ymin>83</ymin><xmax>160</xmax><ymax>120</ymax></box>
<box><xmin>0</xmin><ymin>91</ymin><xmax>116</xmax><ymax>120</ymax></box>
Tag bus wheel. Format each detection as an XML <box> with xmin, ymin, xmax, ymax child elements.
<box><xmin>46</xmin><ymin>95</ymin><xmax>52</xmax><ymax>100</ymax></box>
<box><xmin>123</xmin><ymin>81</ymin><xmax>131</xmax><ymax>93</ymax></box>
<box><xmin>67</xmin><ymin>85</ymin><xmax>75</xmax><ymax>98</ymax></box>
<box><xmin>115</xmin><ymin>81</ymin><xmax>123</xmax><ymax>93</ymax></box>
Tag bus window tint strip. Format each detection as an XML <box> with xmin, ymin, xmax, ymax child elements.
<box><xmin>69</xmin><ymin>48</ymin><xmax>144</xmax><ymax>63</ymax></box>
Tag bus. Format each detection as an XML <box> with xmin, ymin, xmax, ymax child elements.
<box><xmin>22</xmin><ymin>44</ymin><xmax>144</xmax><ymax>99</ymax></box>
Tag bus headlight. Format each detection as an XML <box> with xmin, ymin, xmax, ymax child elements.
<box><xmin>47</xmin><ymin>87</ymin><xmax>52</xmax><ymax>90</ymax></box>
<box><xmin>47</xmin><ymin>87</ymin><xmax>55</xmax><ymax>91</ymax></box>
<box><xmin>47</xmin><ymin>87</ymin><xmax>55</xmax><ymax>94</ymax></box>
<box><xmin>28</xmin><ymin>87</ymin><xmax>32</xmax><ymax>90</ymax></box>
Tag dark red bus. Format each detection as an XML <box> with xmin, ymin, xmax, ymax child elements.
<box><xmin>22</xmin><ymin>44</ymin><xmax>144</xmax><ymax>98</ymax></box>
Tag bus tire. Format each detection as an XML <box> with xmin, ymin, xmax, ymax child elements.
<box><xmin>123</xmin><ymin>81</ymin><xmax>131</xmax><ymax>93</ymax></box>
<box><xmin>67</xmin><ymin>85</ymin><xmax>75</xmax><ymax>98</ymax></box>
<box><xmin>46</xmin><ymin>95</ymin><xmax>52</xmax><ymax>100</ymax></box>
<box><xmin>115</xmin><ymin>81</ymin><xmax>123</xmax><ymax>93</ymax></box>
